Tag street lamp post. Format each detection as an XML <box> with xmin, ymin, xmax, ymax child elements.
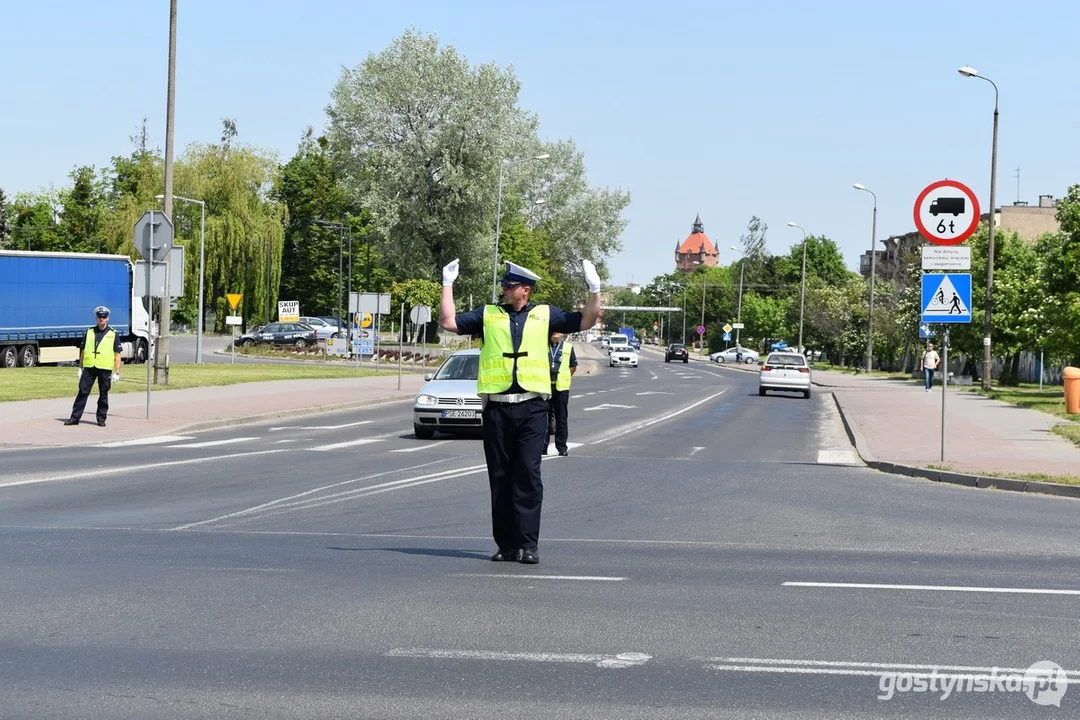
<box><xmin>959</xmin><ymin>65</ymin><xmax>1000</xmax><ymax>390</ymax></box>
<box><xmin>853</xmin><ymin>184</ymin><xmax>878</xmax><ymax>371</ymax></box>
<box><xmin>788</xmin><ymin>222</ymin><xmax>809</xmax><ymax>354</ymax></box>
<box><xmin>315</xmin><ymin>219</ymin><xmax>345</xmax><ymax>327</ymax></box>
<box><xmin>491</xmin><ymin>153</ymin><xmax>550</xmax><ymax>303</ymax></box>
<box><xmin>730</xmin><ymin>245</ymin><xmax>745</xmax><ymax>347</ymax></box>
<box><xmin>157</xmin><ymin>194</ymin><xmax>206</xmax><ymax>363</ymax></box>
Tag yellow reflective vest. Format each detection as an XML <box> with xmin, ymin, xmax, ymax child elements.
<box><xmin>551</xmin><ymin>341</ymin><xmax>572</xmax><ymax>391</ymax></box>
<box><xmin>478</xmin><ymin>304</ymin><xmax>550</xmax><ymax>395</ymax></box>
<box><xmin>82</xmin><ymin>327</ymin><xmax>117</xmax><ymax>371</ymax></box>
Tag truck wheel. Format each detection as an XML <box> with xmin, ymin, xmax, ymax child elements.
<box><xmin>136</xmin><ymin>339</ymin><xmax>148</xmax><ymax>364</ymax></box>
<box><xmin>17</xmin><ymin>345</ymin><xmax>37</xmax><ymax>368</ymax></box>
<box><xmin>0</xmin><ymin>346</ymin><xmax>16</xmax><ymax>369</ymax></box>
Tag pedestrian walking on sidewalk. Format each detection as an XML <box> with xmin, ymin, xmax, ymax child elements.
<box><xmin>65</xmin><ymin>306</ymin><xmax>122</xmax><ymax>427</ymax></box>
<box><xmin>438</xmin><ymin>259</ymin><xmax>602</xmax><ymax>565</ymax></box>
<box><xmin>919</xmin><ymin>342</ymin><xmax>940</xmax><ymax>392</ymax></box>
<box><xmin>546</xmin><ymin>331</ymin><xmax>577</xmax><ymax>456</ymax></box>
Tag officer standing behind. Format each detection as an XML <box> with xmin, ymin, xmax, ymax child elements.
<box><xmin>439</xmin><ymin>259</ymin><xmax>602</xmax><ymax>564</ymax></box>
<box><xmin>546</xmin><ymin>331</ymin><xmax>577</xmax><ymax>457</ymax></box>
<box><xmin>64</xmin><ymin>305</ymin><xmax>122</xmax><ymax>427</ymax></box>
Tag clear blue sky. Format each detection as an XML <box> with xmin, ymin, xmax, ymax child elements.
<box><xmin>4</xmin><ymin>0</ymin><xmax>1078</xmax><ymax>285</ymax></box>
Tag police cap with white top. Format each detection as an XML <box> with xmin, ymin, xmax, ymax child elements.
<box><xmin>501</xmin><ymin>261</ymin><xmax>541</xmax><ymax>287</ymax></box>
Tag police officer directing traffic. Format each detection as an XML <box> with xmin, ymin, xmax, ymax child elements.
<box><xmin>546</xmin><ymin>331</ymin><xmax>577</xmax><ymax>457</ymax></box>
<box><xmin>439</xmin><ymin>258</ymin><xmax>602</xmax><ymax>564</ymax></box>
<box><xmin>64</xmin><ymin>305</ymin><xmax>122</xmax><ymax>427</ymax></box>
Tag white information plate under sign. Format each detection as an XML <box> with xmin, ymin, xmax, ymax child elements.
<box><xmin>225</xmin><ymin>316</ymin><xmax>243</xmax><ymax>326</ymax></box>
<box><xmin>732</xmin><ymin>323</ymin><xmax>745</xmax><ymax>329</ymax></box>
<box><xmin>922</xmin><ymin>246</ymin><xmax>971</xmax><ymax>270</ymax></box>
<box><xmin>325</xmin><ymin>337</ymin><xmax>348</xmax><ymax>355</ymax></box>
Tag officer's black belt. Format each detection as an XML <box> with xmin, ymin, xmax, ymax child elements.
<box><xmin>502</xmin><ymin>351</ymin><xmax>529</xmax><ymax>359</ymax></box>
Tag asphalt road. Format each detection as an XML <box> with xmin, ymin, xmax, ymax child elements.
<box><xmin>166</xmin><ymin>333</ymin><xmax>450</xmax><ymax>366</ymax></box>
<box><xmin>2</xmin><ymin>344</ymin><xmax>1078</xmax><ymax>718</ymax></box>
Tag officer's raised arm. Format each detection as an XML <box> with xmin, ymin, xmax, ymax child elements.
<box><xmin>581</xmin><ymin>259</ymin><xmax>603</xmax><ymax>330</ymax></box>
<box><xmin>438</xmin><ymin>258</ymin><xmax>460</xmax><ymax>333</ymax></box>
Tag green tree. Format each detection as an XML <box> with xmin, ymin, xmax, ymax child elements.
<box><xmin>327</xmin><ymin>29</ymin><xmax>537</xmax><ymax>299</ymax></box>
<box><xmin>776</xmin><ymin>234</ymin><xmax>851</xmax><ymax>289</ymax></box>
<box><xmin>738</xmin><ymin>292</ymin><xmax>791</xmax><ymax>350</ymax></box>
<box><xmin>173</xmin><ymin>122</ymin><xmax>287</xmax><ymax>328</ymax></box>
<box><xmin>58</xmin><ymin>165</ymin><xmax>106</xmax><ymax>253</ymax></box>
<box><xmin>0</xmin><ymin>187</ymin><xmax>10</xmax><ymax>248</ymax></box>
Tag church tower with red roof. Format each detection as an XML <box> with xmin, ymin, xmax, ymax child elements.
<box><xmin>675</xmin><ymin>214</ymin><xmax>719</xmax><ymax>272</ymax></box>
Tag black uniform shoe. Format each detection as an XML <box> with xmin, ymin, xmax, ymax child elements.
<box><xmin>557</xmin><ymin>448</ymin><xmax>569</xmax><ymax>456</ymax></box>
<box><xmin>519</xmin><ymin>549</ymin><xmax>540</xmax><ymax>565</ymax></box>
<box><xmin>491</xmin><ymin>549</ymin><xmax>520</xmax><ymax>562</ymax></box>
<box><xmin>97</xmin><ymin>420</ymin><xmax>106</xmax><ymax>427</ymax></box>
<box><xmin>63</xmin><ymin>418</ymin><xmax>79</xmax><ymax>426</ymax></box>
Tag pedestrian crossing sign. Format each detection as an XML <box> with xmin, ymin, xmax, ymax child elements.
<box><xmin>921</xmin><ymin>273</ymin><xmax>971</xmax><ymax>324</ymax></box>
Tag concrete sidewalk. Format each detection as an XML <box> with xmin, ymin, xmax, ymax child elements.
<box><xmin>813</xmin><ymin>370</ymin><xmax>1080</xmax><ymax>479</ymax></box>
<box><xmin>0</xmin><ymin>374</ymin><xmax>428</xmax><ymax>449</ymax></box>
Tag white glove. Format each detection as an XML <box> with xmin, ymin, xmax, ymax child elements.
<box><xmin>583</xmin><ymin>259</ymin><xmax>602</xmax><ymax>294</ymax></box>
<box><xmin>112</xmin><ymin>372</ymin><xmax>120</xmax><ymax>383</ymax></box>
<box><xmin>77</xmin><ymin>368</ymin><xmax>83</xmax><ymax>379</ymax></box>
<box><xmin>442</xmin><ymin>258</ymin><xmax>460</xmax><ymax>286</ymax></box>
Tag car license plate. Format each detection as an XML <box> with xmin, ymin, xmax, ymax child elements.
<box><xmin>442</xmin><ymin>409</ymin><xmax>476</xmax><ymax>419</ymax></box>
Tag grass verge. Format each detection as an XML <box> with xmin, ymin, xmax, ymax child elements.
<box><xmin>926</xmin><ymin>464</ymin><xmax>1080</xmax><ymax>487</ymax></box>
<box><xmin>0</xmin><ymin>364</ymin><xmax>410</xmax><ymax>403</ymax></box>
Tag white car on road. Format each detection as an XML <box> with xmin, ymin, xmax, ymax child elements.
<box><xmin>758</xmin><ymin>351</ymin><xmax>812</xmax><ymax>398</ymax></box>
<box><xmin>710</xmin><ymin>347</ymin><xmax>760</xmax><ymax>364</ymax></box>
<box><xmin>413</xmin><ymin>349</ymin><xmax>482</xmax><ymax>438</ymax></box>
<box><xmin>609</xmin><ymin>345</ymin><xmax>639</xmax><ymax>368</ymax></box>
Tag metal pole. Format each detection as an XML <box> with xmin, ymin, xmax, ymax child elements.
<box><xmin>397</xmin><ymin>303</ymin><xmax>404</xmax><ymax>390</ymax></box>
<box><xmin>699</xmin><ymin>274</ymin><xmax>706</xmax><ymax>353</ymax></box>
<box><xmin>196</xmin><ymin>200</ymin><xmax>205</xmax><ymax>364</ymax></box>
<box><xmin>347</xmin><ymin>225</ymin><xmax>353</xmax><ymax>359</ymax></box>
<box><xmin>797</xmin><ymin>229</ymin><xmax>808</xmax><ymax>354</ymax></box>
<box><xmin>736</xmin><ymin>260</ymin><xmax>744</xmax><ymax>347</ymax></box>
<box><xmin>146</xmin><ymin>212</ymin><xmax>154</xmax><ymax>419</ymax></box>
<box><xmin>681</xmin><ymin>290</ymin><xmax>686</xmax><ymax>345</ymax></box>
<box><xmin>1039</xmin><ymin>348</ymin><xmax>1044</xmax><ymax>391</ymax></box>
<box><xmin>337</xmin><ymin>226</ymin><xmax>343</xmax><ymax>331</ymax></box>
<box><xmin>491</xmin><ymin>162</ymin><xmax>506</xmax><ymax>303</ymax></box>
<box><xmin>865</xmin><ymin>197</ymin><xmax>878</xmax><ymax>372</ymax></box>
<box><xmin>265</xmin><ymin>239</ymin><xmax>271</xmax><ymax>325</ymax></box>
<box><xmin>156</xmin><ymin>0</ymin><xmax>177</xmax><ymax>387</ymax></box>
<box><xmin>982</xmin><ymin>90</ymin><xmax>1000</xmax><ymax>391</ymax></box>
<box><xmin>941</xmin><ymin>328</ymin><xmax>949</xmax><ymax>462</ymax></box>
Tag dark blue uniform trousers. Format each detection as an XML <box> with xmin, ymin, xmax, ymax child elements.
<box><xmin>482</xmin><ymin>396</ymin><xmax>548</xmax><ymax>552</ymax></box>
<box><xmin>70</xmin><ymin>367</ymin><xmax>113</xmax><ymax>423</ymax></box>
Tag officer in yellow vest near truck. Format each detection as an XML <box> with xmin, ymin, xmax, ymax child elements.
<box><xmin>64</xmin><ymin>305</ymin><xmax>123</xmax><ymax>427</ymax></box>
<box><xmin>439</xmin><ymin>259</ymin><xmax>602</xmax><ymax>565</ymax></box>
<box><xmin>546</xmin><ymin>331</ymin><xmax>577</xmax><ymax>456</ymax></box>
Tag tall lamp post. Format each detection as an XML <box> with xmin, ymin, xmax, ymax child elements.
<box><xmin>157</xmin><ymin>194</ymin><xmax>205</xmax><ymax>363</ymax></box>
<box><xmin>787</xmin><ymin>222</ymin><xmax>809</xmax><ymax>353</ymax></box>
<box><xmin>853</xmin><ymin>183</ymin><xmax>878</xmax><ymax>371</ymax></box>
<box><xmin>491</xmin><ymin>153</ymin><xmax>550</xmax><ymax>302</ymax></box>
<box><xmin>730</xmin><ymin>245</ymin><xmax>745</xmax><ymax>347</ymax></box>
<box><xmin>959</xmin><ymin>65</ymin><xmax>999</xmax><ymax>390</ymax></box>
<box><xmin>314</xmin><ymin>219</ymin><xmax>345</xmax><ymax>327</ymax></box>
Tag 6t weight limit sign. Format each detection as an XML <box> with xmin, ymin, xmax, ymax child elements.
<box><xmin>913</xmin><ymin>179</ymin><xmax>981</xmax><ymax>246</ymax></box>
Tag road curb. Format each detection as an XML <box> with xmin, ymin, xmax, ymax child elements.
<box><xmin>829</xmin><ymin>390</ymin><xmax>1080</xmax><ymax>501</ymax></box>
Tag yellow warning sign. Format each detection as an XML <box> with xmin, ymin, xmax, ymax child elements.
<box><xmin>226</xmin><ymin>293</ymin><xmax>242</xmax><ymax>310</ymax></box>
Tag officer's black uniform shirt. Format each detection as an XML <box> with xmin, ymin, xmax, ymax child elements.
<box><xmin>78</xmin><ymin>325</ymin><xmax>124</xmax><ymax>361</ymax></box>
<box><xmin>455</xmin><ymin>302</ymin><xmax>583</xmax><ymax>394</ymax></box>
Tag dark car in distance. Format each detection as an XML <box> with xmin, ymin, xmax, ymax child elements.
<box><xmin>665</xmin><ymin>343</ymin><xmax>689</xmax><ymax>363</ymax></box>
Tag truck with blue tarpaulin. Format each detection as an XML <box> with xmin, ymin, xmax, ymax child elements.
<box><xmin>0</xmin><ymin>250</ymin><xmax>153</xmax><ymax>368</ymax></box>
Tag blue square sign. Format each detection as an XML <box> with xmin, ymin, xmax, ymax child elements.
<box><xmin>921</xmin><ymin>273</ymin><xmax>972</xmax><ymax>324</ymax></box>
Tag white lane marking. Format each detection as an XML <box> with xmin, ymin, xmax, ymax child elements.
<box><xmin>273</xmin><ymin>439</ymin><xmax>299</xmax><ymax>444</ymax></box>
<box><xmin>817</xmin><ymin>450</ymin><xmax>860</xmax><ymax>465</ymax></box>
<box><xmin>386</xmin><ymin>648</ymin><xmax>651</xmax><ymax>669</ymax></box>
<box><xmin>170</xmin><ymin>437</ymin><xmax>259</xmax><ymax>449</ymax></box>
<box><xmin>0</xmin><ymin>450</ymin><xmax>289</xmax><ymax>489</ymax></box>
<box><xmin>100</xmin><ymin>435</ymin><xmax>194</xmax><ymax>448</ymax></box>
<box><xmin>269</xmin><ymin>420</ymin><xmax>373</xmax><ymax>432</ymax></box>
<box><xmin>783</xmin><ymin>581</ymin><xmax>1080</xmax><ymax>596</ymax></box>
<box><xmin>689</xmin><ymin>446</ymin><xmax>705</xmax><ymax>456</ymax></box>
<box><xmin>571</xmin><ymin>394</ymin><xmax>585</xmax><ymax>399</ymax></box>
<box><xmin>592</xmin><ymin>390</ymin><xmax>727</xmax><ymax>445</ymax></box>
<box><xmin>635</xmin><ymin>391</ymin><xmax>672</xmax><ymax>396</ymax></box>
<box><xmin>454</xmin><ymin>574</ymin><xmax>626</xmax><ymax>581</ymax></box>
<box><xmin>392</xmin><ymin>441</ymin><xmax>449</xmax><ymax>453</ymax></box>
<box><xmin>583</xmin><ymin>403</ymin><xmax>636</xmax><ymax>412</ymax></box>
<box><xmin>702</xmin><ymin>657</ymin><xmax>1080</xmax><ymax>682</ymax></box>
<box><xmin>309</xmin><ymin>438</ymin><xmax>383</xmax><ymax>452</ymax></box>
<box><xmin>170</xmin><ymin>459</ymin><xmax>480</xmax><ymax>530</ymax></box>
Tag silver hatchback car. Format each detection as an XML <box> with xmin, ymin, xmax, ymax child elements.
<box><xmin>413</xmin><ymin>349</ymin><xmax>483</xmax><ymax>438</ymax></box>
<box><xmin>759</xmin><ymin>351</ymin><xmax>811</xmax><ymax>398</ymax></box>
